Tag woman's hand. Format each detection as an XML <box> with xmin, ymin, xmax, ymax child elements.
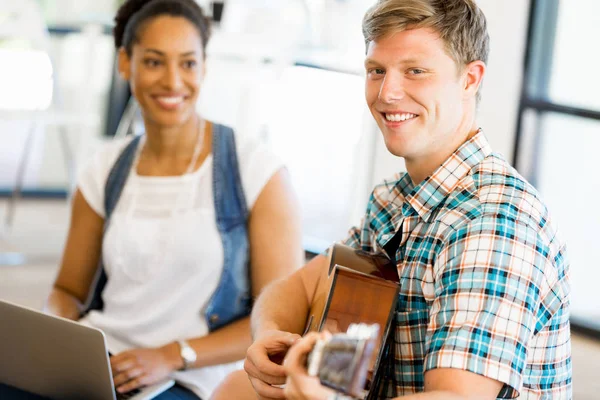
<box><xmin>110</xmin><ymin>344</ymin><xmax>181</xmax><ymax>394</ymax></box>
<box><xmin>282</xmin><ymin>333</ymin><xmax>336</xmax><ymax>400</ymax></box>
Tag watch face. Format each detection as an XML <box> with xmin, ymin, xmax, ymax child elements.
<box><xmin>182</xmin><ymin>345</ymin><xmax>197</xmax><ymax>363</ymax></box>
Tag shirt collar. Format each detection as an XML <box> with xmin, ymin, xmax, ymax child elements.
<box><xmin>393</xmin><ymin>129</ymin><xmax>492</xmax><ymax>223</ymax></box>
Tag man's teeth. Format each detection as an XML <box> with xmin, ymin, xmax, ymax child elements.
<box><xmin>385</xmin><ymin>112</ymin><xmax>417</xmax><ymax>122</ymax></box>
<box><xmin>157</xmin><ymin>96</ymin><xmax>183</xmax><ymax>105</ymax></box>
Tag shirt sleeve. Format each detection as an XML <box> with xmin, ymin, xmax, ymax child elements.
<box><xmin>424</xmin><ymin>213</ymin><xmax>565</xmax><ymax>398</ymax></box>
<box><xmin>235</xmin><ymin>131</ymin><xmax>285</xmax><ymax>211</ymax></box>
<box><xmin>76</xmin><ymin>137</ymin><xmax>133</xmax><ymax>218</ymax></box>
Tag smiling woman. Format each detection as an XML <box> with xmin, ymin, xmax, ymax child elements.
<box><xmin>119</xmin><ymin>15</ymin><xmax>204</xmax><ymax>131</ymax></box>
<box><xmin>116</xmin><ymin>0</ymin><xmax>209</xmax><ymax>134</ymax></box>
<box><xmin>36</xmin><ymin>0</ymin><xmax>305</xmax><ymax>399</ymax></box>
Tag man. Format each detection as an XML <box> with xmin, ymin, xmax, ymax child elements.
<box><xmin>216</xmin><ymin>1</ymin><xmax>572</xmax><ymax>399</ymax></box>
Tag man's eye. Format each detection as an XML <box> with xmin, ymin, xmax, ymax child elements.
<box><xmin>409</xmin><ymin>68</ymin><xmax>425</xmax><ymax>75</ymax></box>
<box><xmin>367</xmin><ymin>68</ymin><xmax>385</xmax><ymax>76</ymax></box>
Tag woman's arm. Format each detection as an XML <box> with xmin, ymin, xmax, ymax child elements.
<box><xmin>247</xmin><ymin>167</ymin><xmax>304</xmax><ymax>298</ymax></box>
<box><xmin>158</xmin><ymin>316</ymin><xmax>252</xmax><ymax>370</ymax></box>
<box><xmin>44</xmin><ymin>189</ymin><xmax>104</xmax><ymax>320</ymax></box>
<box><xmin>186</xmin><ymin>166</ymin><xmax>304</xmax><ymax>365</ymax></box>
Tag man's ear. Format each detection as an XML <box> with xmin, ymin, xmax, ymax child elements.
<box><xmin>117</xmin><ymin>47</ymin><xmax>131</xmax><ymax>81</ymax></box>
<box><xmin>462</xmin><ymin>60</ymin><xmax>486</xmax><ymax>99</ymax></box>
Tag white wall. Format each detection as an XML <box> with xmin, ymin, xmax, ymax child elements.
<box><xmin>37</xmin><ymin>0</ymin><xmax>116</xmax><ymax>25</ymax></box>
<box><xmin>477</xmin><ymin>0</ymin><xmax>529</xmax><ymax>163</ymax></box>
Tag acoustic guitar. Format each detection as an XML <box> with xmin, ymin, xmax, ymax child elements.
<box><xmin>307</xmin><ymin>323</ymin><xmax>380</xmax><ymax>398</ymax></box>
<box><xmin>303</xmin><ymin>243</ymin><xmax>399</xmax><ymax>399</ymax></box>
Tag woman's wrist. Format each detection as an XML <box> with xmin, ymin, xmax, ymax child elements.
<box><xmin>159</xmin><ymin>342</ymin><xmax>185</xmax><ymax>371</ymax></box>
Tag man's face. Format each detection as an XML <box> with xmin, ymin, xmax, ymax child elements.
<box><xmin>365</xmin><ymin>28</ymin><xmax>469</xmax><ymax>163</ymax></box>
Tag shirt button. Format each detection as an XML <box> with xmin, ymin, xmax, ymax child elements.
<box><xmin>210</xmin><ymin>314</ymin><xmax>220</xmax><ymax>323</ymax></box>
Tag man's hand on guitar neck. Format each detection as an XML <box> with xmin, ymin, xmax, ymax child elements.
<box><xmin>244</xmin><ymin>255</ymin><xmax>329</xmax><ymax>399</ymax></box>
<box><xmin>283</xmin><ymin>332</ymin><xmax>338</xmax><ymax>400</ymax></box>
<box><xmin>244</xmin><ymin>329</ymin><xmax>301</xmax><ymax>400</ymax></box>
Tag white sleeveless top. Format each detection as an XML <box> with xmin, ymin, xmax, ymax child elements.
<box><xmin>77</xmin><ymin>132</ymin><xmax>283</xmax><ymax>398</ymax></box>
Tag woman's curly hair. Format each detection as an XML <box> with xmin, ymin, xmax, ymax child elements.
<box><xmin>113</xmin><ymin>0</ymin><xmax>211</xmax><ymax>56</ymax></box>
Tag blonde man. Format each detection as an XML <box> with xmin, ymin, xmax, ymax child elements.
<box><xmin>214</xmin><ymin>1</ymin><xmax>572</xmax><ymax>399</ymax></box>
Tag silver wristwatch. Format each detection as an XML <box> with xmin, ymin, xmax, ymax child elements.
<box><xmin>177</xmin><ymin>340</ymin><xmax>197</xmax><ymax>370</ymax></box>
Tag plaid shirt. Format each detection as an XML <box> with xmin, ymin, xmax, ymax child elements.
<box><xmin>343</xmin><ymin>131</ymin><xmax>571</xmax><ymax>399</ymax></box>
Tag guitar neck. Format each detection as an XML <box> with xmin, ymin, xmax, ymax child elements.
<box><xmin>308</xmin><ymin>324</ymin><xmax>380</xmax><ymax>399</ymax></box>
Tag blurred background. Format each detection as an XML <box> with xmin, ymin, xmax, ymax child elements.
<box><xmin>0</xmin><ymin>0</ymin><xmax>598</xmax><ymax>397</ymax></box>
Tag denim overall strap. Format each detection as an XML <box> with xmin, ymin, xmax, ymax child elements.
<box><xmin>84</xmin><ymin>135</ymin><xmax>142</xmax><ymax>314</ymax></box>
<box><xmin>205</xmin><ymin>124</ymin><xmax>251</xmax><ymax>331</ymax></box>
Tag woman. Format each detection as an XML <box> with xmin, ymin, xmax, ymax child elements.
<box><xmin>44</xmin><ymin>0</ymin><xmax>303</xmax><ymax>398</ymax></box>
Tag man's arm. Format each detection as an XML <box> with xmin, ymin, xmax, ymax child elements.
<box><xmin>250</xmin><ymin>254</ymin><xmax>327</xmax><ymax>338</ymax></box>
<box><xmin>244</xmin><ymin>255</ymin><xmax>328</xmax><ymax>399</ymax></box>
<box><xmin>246</xmin><ymin>189</ymin><xmax>374</xmax><ymax>400</ymax></box>
<box><xmin>403</xmin><ymin>368</ymin><xmax>503</xmax><ymax>400</ymax></box>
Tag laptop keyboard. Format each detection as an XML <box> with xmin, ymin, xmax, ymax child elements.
<box><xmin>116</xmin><ymin>387</ymin><xmax>141</xmax><ymax>400</ymax></box>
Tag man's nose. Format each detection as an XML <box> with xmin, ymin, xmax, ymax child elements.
<box><xmin>378</xmin><ymin>74</ymin><xmax>405</xmax><ymax>103</ymax></box>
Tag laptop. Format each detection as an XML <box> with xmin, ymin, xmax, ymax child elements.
<box><xmin>0</xmin><ymin>300</ymin><xmax>175</xmax><ymax>400</ymax></box>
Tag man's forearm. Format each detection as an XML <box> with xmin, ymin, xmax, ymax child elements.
<box><xmin>391</xmin><ymin>391</ymin><xmax>463</xmax><ymax>400</ymax></box>
<box><xmin>251</xmin><ymin>272</ymin><xmax>312</xmax><ymax>339</ymax></box>
<box><xmin>326</xmin><ymin>394</ymin><xmax>462</xmax><ymax>400</ymax></box>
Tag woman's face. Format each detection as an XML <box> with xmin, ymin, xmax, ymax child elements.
<box><xmin>119</xmin><ymin>15</ymin><xmax>205</xmax><ymax>128</ymax></box>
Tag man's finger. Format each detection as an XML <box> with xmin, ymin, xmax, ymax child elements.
<box><xmin>249</xmin><ymin>377</ymin><xmax>286</xmax><ymax>400</ymax></box>
<box><xmin>244</xmin><ymin>358</ymin><xmax>287</xmax><ymax>385</ymax></box>
<box><xmin>283</xmin><ymin>334</ymin><xmax>320</xmax><ymax>374</ymax></box>
<box><xmin>246</xmin><ymin>348</ymin><xmax>288</xmax><ymax>378</ymax></box>
<box><xmin>283</xmin><ymin>382</ymin><xmax>300</xmax><ymax>400</ymax></box>
<box><xmin>262</xmin><ymin>333</ymin><xmax>301</xmax><ymax>352</ymax></box>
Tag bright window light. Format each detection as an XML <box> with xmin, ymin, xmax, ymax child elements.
<box><xmin>0</xmin><ymin>49</ymin><xmax>53</xmax><ymax>111</ymax></box>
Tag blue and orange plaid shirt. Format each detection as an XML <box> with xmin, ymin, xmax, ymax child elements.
<box><xmin>343</xmin><ymin>131</ymin><xmax>571</xmax><ymax>399</ymax></box>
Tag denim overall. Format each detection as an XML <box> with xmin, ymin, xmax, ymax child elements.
<box><xmin>84</xmin><ymin>124</ymin><xmax>251</xmax><ymax>331</ymax></box>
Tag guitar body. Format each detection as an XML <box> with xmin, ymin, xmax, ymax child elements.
<box><xmin>304</xmin><ymin>244</ymin><xmax>399</xmax><ymax>399</ymax></box>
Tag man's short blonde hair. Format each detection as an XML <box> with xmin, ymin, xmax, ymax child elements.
<box><xmin>362</xmin><ymin>0</ymin><xmax>489</xmax><ymax>69</ymax></box>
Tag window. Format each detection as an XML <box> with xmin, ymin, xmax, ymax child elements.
<box><xmin>514</xmin><ymin>0</ymin><xmax>600</xmax><ymax>333</ymax></box>
<box><xmin>548</xmin><ymin>0</ymin><xmax>600</xmax><ymax>110</ymax></box>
